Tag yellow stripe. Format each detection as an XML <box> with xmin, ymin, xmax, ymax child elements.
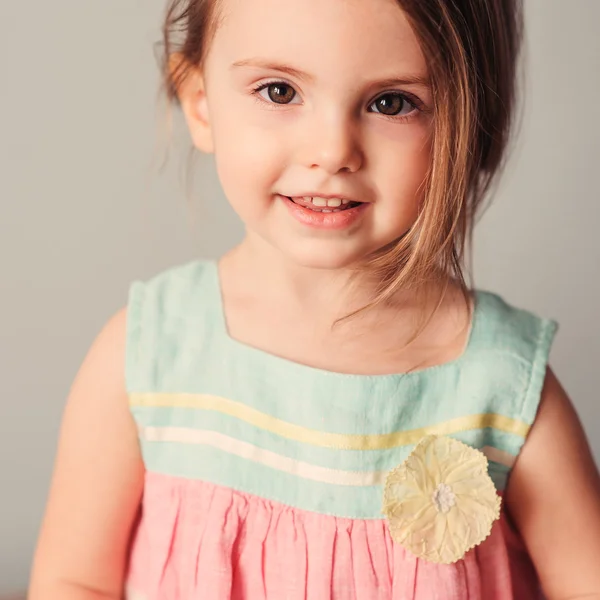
<box><xmin>130</xmin><ymin>393</ymin><xmax>530</xmax><ymax>451</ymax></box>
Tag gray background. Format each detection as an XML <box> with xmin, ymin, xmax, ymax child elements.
<box><xmin>1</xmin><ymin>0</ymin><xmax>599</xmax><ymax>594</ymax></box>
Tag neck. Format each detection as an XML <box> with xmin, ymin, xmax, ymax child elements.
<box><xmin>220</xmin><ymin>234</ymin><xmax>432</xmax><ymax>328</ymax></box>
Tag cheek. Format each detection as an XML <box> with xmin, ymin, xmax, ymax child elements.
<box><xmin>211</xmin><ymin>101</ymin><xmax>286</xmax><ymax>191</ymax></box>
<box><xmin>373</xmin><ymin>128</ymin><xmax>432</xmax><ymax>221</ymax></box>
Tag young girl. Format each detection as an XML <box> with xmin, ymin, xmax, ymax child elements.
<box><xmin>29</xmin><ymin>0</ymin><xmax>600</xmax><ymax>598</ymax></box>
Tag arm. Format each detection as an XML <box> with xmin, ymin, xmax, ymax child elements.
<box><xmin>505</xmin><ymin>368</ymin><xmax>600</xmax><ymax>600</ymax></box>
<box><xmin>28</xmin><ymin>309</ymin><xmax>145</xmax><ymax>600</ymax></box>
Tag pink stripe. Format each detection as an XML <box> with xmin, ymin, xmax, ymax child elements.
<box><xmin>140</xmin><ymin>425</ymin><xmax>386</xmax><ymax>485</ymax></box>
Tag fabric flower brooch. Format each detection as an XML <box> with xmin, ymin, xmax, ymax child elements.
<box><xmin>382</xmin><ymin>435</ymin><xmax>501</xmax><ymax>564</ymax></box>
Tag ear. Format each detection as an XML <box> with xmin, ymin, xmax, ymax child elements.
<box><xmin>170</xmin><ymin>54</ymin><xmax>214</xmax><ymax>154</ymax></box>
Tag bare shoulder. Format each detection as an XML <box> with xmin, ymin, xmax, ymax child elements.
<box><xmin>505</xmin><ymin>368</ymin><xmax>600</xmax><ymax>598</ymax></box>
<box><xmin>29</xmin><ymin>308</ymin><xmax>145</xmax><ymax>598</ymax></box>
<box><xmin>72</xmin><ymin>307</ymin><xmax>128</xmax><ymax>388</ymax></box>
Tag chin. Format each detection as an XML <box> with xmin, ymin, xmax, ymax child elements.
<box><xmin>271</xmin><ymin>237</ymin><xmax>379</xmax><ymax>271</ymax></box>
<box><xmin>289</xmin><ymin>254</ymin><xmax>358</xmax><ymax>271</ymax></box>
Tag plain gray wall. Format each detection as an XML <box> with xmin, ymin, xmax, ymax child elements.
<box><xmin>1</xmin><ymin>0</ymin><xmax>599</xmax><ymax>593</ymax></box>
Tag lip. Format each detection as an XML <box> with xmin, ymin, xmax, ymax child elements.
<box><xmin>278</xmin><ymin>194</ymin><xmax>370</xmax><ymax>231</ymax></box>
<box><xmin>286</xmin><ymin>191</ymin><xmax>363</xmax><ymax>203</ymax></box>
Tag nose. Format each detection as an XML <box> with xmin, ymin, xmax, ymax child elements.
<box><xmin>299</xmin><ymin>113</ymin><xmax>364</xmax><ymax>175</ymax></box>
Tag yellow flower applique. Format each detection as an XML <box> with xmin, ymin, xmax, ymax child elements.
<box><xmin>382</xmin><ymin>434</ymin><xmax>501</xmax><ymax>564</ymax></box>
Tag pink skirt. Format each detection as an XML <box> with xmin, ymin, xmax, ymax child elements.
<box><xmin>125</xmin><ymin>472</ymin><xmax>542</xmax><ymax>600</ymax></box>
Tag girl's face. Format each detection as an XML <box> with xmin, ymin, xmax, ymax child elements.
<box><xmin>186</xmin><ymin>0</ymin><xmax>433</xmax><ymax>269</ymax></box>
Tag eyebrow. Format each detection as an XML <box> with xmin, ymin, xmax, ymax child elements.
<box><xmin>230</xmin><ymin>58</ymin><xmax>430</xmax><ymax>88</ymax></box>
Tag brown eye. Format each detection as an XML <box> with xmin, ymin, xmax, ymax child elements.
<box><xmin>266</xmin><ymin>83</ymin><xmax>296</xmax><ymax>104</ymax></box>
<box><xmin>370</xmin><ymin>93</ymin><xmax>414</xmax><ymax>116</ymax></box>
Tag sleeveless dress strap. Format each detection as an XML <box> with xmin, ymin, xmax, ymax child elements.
<box><xmin>465</xmin><ymin>291</ymin><xmax>558</xmax><ymax>451</ymax></box>
<box><xmin>125</xmin><ymin>260</ymin><xmax>221</xmax><ymax>393</ymax></box>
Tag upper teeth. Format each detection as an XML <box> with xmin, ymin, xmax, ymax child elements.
<box><xmin>306</xmin><ymin>197</ymin><xmax>350</xmax><ymax>207</ymax></box>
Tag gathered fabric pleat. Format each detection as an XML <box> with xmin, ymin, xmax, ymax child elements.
<box><xmin>125</xmin><ymin>473</ymin><xmax>541</xmax><ymax>600</ymax></box>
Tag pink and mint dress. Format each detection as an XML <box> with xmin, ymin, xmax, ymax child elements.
<box><xmin>124</xmin><ymin>260</ymin><xmax>557</xmax><ymax>599</ymax></box>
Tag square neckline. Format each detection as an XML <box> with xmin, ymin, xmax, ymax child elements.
<box><xmin>208</xmin><ymin>259</ymin><xmax>482</xmax><ymax>380</ymax></box>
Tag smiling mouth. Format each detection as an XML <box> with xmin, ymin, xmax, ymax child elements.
<box><xmin>286</xmin><ymin>196</ymin><xmax>363</xmax><ymax>213</ymax></box>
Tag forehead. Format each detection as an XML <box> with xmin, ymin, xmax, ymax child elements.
<box><xmin>208</xmin><ymin>0</ymin><xmax>427</xmax><ymax>81</ymax></box>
